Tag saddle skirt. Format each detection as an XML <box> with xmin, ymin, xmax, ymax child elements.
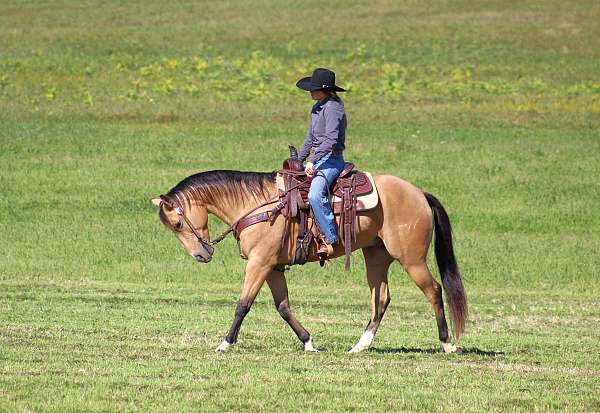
<box><xmin>275</xmin><ymin>170</ymin><xmax>379</xmax><ymax>215</ymax></box>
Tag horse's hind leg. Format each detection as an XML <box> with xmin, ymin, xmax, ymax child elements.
<box><xmin>404</xmin><ymin>262</ymin><xmax>456</xmax><ymax>353</ymax></box>
<box><xmin>266</xmin><ymin>268</ymin><xmax>318</xmax><ymax>352</ymax></box>
<box><xmin>349</xmin><ymin>245</ymin><xmax>394</xmax><ymax>353</ymax></box>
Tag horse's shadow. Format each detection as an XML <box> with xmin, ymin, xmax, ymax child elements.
<box><xmin>369</xmin><ymin>347</ymin><xmax>504</xmax><ymax>357</ymax></box>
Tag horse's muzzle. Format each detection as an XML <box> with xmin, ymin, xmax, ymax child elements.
<box><xmin>194</xmin><ymin>254</ymin><xmax>212</xmax><ymax>263</ymax></box>
<box><xmin>192</xmin><ymin>242</ymin><xmax>214</xmax><ymax>263</ymax></box>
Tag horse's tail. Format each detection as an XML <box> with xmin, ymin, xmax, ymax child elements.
<box><xmin>424</xmin><ymin>192</ymin><xmax>468</xmax><ymax>339</ymax></box>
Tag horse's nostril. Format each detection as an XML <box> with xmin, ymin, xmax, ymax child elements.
<box><xmin>194</xmin><ymin>255</ymin><xmax>211</xmax><ymax>263</ymax></box>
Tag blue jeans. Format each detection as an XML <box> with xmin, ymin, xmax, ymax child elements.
<box><xmin>308</xmin><ymin>155</ymin><xmax>345</xmax><ymax>244</ymax></box>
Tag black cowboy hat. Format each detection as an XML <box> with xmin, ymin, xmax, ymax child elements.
<box><xmin>296</xmin><ymin>68</ymin><xmax>346</xmax><ymax>92</ymax></box>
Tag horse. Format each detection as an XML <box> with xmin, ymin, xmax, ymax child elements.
<box><xmin>151</xmin><ymin>169</ymin><xmax>468</xmax><ymax>353</ymax></box>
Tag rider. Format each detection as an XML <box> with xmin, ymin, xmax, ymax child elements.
<box><xmin>296</xmin><ymin>68</ymin><xmax>347</xmax><ymax>259</ymax></box>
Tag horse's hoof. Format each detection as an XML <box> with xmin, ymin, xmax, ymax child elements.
<box><xmin>304</xmin><ymin>338</ymin><xmax>319</xmax><ymax>352</ymax></box>
<box><xmin>349</xmin><ymin>344</ymin><xmax>368</xmax><ymax>353</ymax></box>
<box><xmin>349</xmin><ymin>330</ymin><xmax>373</xmax><ymax>353</ymax></box>
<box><xmin>215</xmin><ymin>340</ymin><xmax>231</xmax><ymax>352</ymax></box>
<box><xmin>441</xmin><ymin>342</ymin><xmax>459</xmax><ymax>353</ymax></box>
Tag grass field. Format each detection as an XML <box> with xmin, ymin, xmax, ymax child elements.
<box><xmin>1</xmin><ymin>1</ymin><xmax>599</xmax><ymax>411</ymax></box>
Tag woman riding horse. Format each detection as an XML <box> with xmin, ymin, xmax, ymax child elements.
<box><xmin>296</xmin><ymin>68</ymin><xmax>347</xmax><ymax>260</ymax></box>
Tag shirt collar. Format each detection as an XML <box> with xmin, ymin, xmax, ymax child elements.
<box><xmin>311</xmin><ymin>97</ymin><xmax>331</xmax><ymax>114</ymax></box>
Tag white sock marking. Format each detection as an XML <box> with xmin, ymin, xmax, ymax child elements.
<box><xmin>216</xmin><ymin>339</ymin><xmax>231</xmax><ymax>352</ymax></box>
<box><xmin>441</xmin><ymin>341</ymin><xmax>458</xmax><ymax>353</ymax></box>
<box><xmin>349</xmin><ymin>330</ymin><xmax>374</xmax><ymax>353</ymax></box>
<box><xmin>304</xmin><ymin>337</ymin><xmax>319</xmax><ymax>352</ymax></box>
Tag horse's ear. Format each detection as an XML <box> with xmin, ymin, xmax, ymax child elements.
<box><xmin>150</xmin><ymin>197</ymin><xmax>162</xmax><ymax>208</ymax></box>
<box><xmin>159</xmin><ymin>195</ymin><xmax>174</xmax><ymax>210</ymax></box>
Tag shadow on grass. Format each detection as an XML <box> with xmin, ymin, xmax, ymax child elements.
<box><xmin>369</xmin><ymin>347</ymin><xmax>505</xmax><ymax>356</ymax></box>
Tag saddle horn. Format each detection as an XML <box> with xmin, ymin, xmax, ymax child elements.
<box><xmin>288</xmin><ymin>144</ymin><xmax>299</xmax><ymax>159</ymax></box>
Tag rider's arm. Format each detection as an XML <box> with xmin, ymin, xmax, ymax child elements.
<box><xmin>297</xmin><ymin>116</ymin><xmax>313</xmax><ymax>162</ymax></box>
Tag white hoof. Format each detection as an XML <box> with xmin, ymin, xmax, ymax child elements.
<box><xmin>349</xmin><ymin>344</ymin><xmax>369</xmax><ymax>353</ymax></box>
<box><xmin>441</xmin><ymin>341</ymin><xmax>458</xmax><ymax>353</ymax></box>
<box><xmin>304</xmin><ymin>338</ymin><xmax>319</xmax><ymax>352</ymax></box>
<box><xmin>349</xmin><ymin>330</ymin><xmax>374</xmax><ymax>354</ymax></box>
<box><xmin>215</xmin><ymin>339</ymin><xmax>231</xmax><ymax>352</ymax></box>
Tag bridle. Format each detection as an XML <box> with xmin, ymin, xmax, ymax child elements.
<box><xmin>170</xmin><ymin>196</ymin><xmax>220</xmax><ymax>256</ymax></box>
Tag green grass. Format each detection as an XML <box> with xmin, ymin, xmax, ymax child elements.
<box><xmin>1</xmin><ymin>1</ymin><xmax>599</xmax><ymax>411</ymax></box>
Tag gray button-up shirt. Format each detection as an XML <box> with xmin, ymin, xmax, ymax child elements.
<box><xmin>298</xmin><ymin>98</ymin><xmax>347</xmax><ymax>165</ymax></box>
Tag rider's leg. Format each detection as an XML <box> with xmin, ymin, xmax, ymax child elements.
<box><xmin>308</xmin><ymin>155</ymin><xmax>345</xmax><ymax>249</ymax></box>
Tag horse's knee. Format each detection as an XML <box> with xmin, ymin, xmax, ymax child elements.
<box><xmin>277</xmin><ymin>302</ymin><xmax>291</xmax><ymax>321</ymax></box>
<box><xmin>235</xmin><ymin>302</ymin><xmax>251</xmax><ymax>318</ymax></box>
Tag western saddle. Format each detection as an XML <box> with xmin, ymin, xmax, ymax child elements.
<box><xmin>233</xmin><ymin>147</ymin><xmax>374</xmax><ymax>270</ymax></box>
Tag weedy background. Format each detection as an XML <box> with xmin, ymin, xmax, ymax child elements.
<box><xmin>1</xmin><ymin>1</ymin><xmax>599</xmax><ymax>411</ymax></box>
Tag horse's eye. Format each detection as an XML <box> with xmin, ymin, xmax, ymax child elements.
<box><xmin>175</xmin><ymin>221</ymin><xmax>183</xmax><ymax>230</ymax></box>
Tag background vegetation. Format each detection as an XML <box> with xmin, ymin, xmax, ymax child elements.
<box><xmin>1</xmin><ymin>0</ymin><xmax>599</xmax><ymax>411</ymax></box>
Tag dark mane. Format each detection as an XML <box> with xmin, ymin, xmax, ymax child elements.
<box><xmin>166</xmin><ymin>170</ymin><xmax>277</xmax><ymax>205</ymax></box>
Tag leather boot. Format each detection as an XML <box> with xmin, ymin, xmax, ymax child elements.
<box><xmin>317</xmin><ymin>240</ymin><xmax>334</xmax><ymax>264</ymax></box>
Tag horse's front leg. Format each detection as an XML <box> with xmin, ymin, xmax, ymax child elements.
<box><xmin>266</xmin><ymin>267</ymin><xmax>318</xmax><ymax>352</ymax></box>
<box><xmin>216</xmin><ymin>259</ymin><xmax>273</xmax><ymax>352</ymax></box>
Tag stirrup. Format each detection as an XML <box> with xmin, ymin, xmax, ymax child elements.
<box><xmin>317</xmin><ymin>241</ymin><xmax>334</xmax><ymax>264</ymax></box>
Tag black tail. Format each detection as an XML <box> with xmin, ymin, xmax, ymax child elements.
<box><xmin>424</xmin><ymin>192</ymin><xmax>468</xmax><ymax>339</ymax></box>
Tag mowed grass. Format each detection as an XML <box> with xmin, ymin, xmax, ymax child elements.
<box><xmin>1</xmin><ymin>1</ymin><xmax>599</xmax><ymax>412</ymax></box>
<box><xmin>2</xmin><ymin>276</ymin><xmax>599</xmax><ymax>412</ymax></box>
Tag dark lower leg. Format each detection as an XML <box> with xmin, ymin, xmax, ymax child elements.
<box><xmin>222</xmin><ymin>261</ymin><xmax>271</xmax><ymax>345</ymax></box>
<box><xmin>432</xmin><ymin>282</ymin><xmax>450</xmax><ymax>343</ymax></box>
<box><xmin>267</xmin><ymin>270</ymin><xmax>311</xmax><ymax>344</ymax></box>
<box><xmin>350</xmin><ymin>292</ymin><xmax>389</xmax><ymax>352</ymax></box>
<box><xmin>364</xmin><ymin>288</ymin><xmax>391</xmax><ymax>335</ymax></box>
<box><xmin>277</xmin><ymin>301</ymin><xmax>310</xmax><ymax>343</ymax></box>
<box><xmin>225</xmin><ymin>302</ymin><xmax>251</xmax><ymax>344</ymax></box>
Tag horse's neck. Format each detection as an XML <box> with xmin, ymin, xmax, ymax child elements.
<box><xmin>206</xmin><ymin>203</ymin><xmax>242</xmax><ymax>226</ymax></box>
<box><xmin>205</xmin><ymin>187</ymin><xmax>277</xmax><ymax>226</ymax></box>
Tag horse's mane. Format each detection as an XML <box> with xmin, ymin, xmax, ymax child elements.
<box><xmin>166</xmin><ymin>170</ymin><xmax>277</xmax><ymax>205</ymax></box>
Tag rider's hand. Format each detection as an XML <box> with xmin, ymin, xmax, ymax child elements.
<box><xmin>305</xmin><ymin>162</ymin><xmax>315</xmax><ymax>176</ymax></box>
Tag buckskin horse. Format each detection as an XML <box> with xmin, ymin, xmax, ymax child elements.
<box><xmin>151</xmin><ymin>164</ymin><xmax>468</xmax><ymax>353</ymax></box>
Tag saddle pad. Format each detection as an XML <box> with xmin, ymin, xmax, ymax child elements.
<box><xmin>275</xmin><ymin>172</ymin><xmax>379</xmax><ymax>213</ymax></box>
<box><xmin>331</xmin><ymin>172</ymin><xmax>379</xmax><ymax>213</ymax></box>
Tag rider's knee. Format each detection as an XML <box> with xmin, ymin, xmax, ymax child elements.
<box><xmin>307</xmin><ymin>189</ymin><xmax>321</xmax><ymax>204</ymax></box>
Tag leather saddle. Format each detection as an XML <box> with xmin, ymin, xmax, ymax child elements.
<box><xmin>232</xmin><ymin>147</ymin><xmax>378</xmax><ymax>270</ymax></box>
<box><xmin>277</xmin><ymin>154</ymin><xmax>375</xmax><ymax>269</ymax></box>
<box><xmin>281</xmin><ymin>157</ymin><xmax>373</xmax><ymax>211</ymax></box>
